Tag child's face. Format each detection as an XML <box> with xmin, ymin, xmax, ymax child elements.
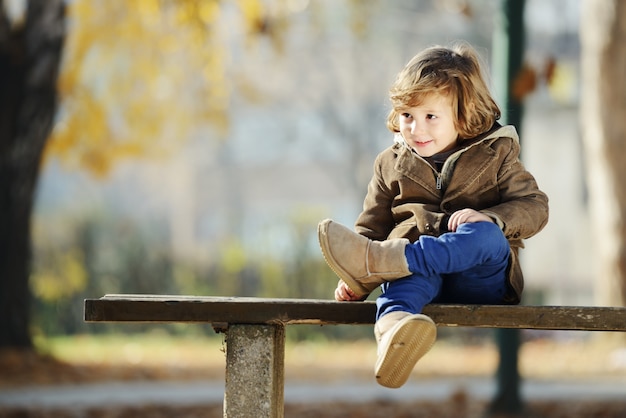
<box><xmin>398</xmin><ymin>93</ymin><xmax>459</xmax><ymax>157</ymax></box>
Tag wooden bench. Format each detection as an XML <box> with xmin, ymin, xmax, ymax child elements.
<box><xmin>84</xmin><ymin>294</ymin><xmax>626</xmax><ymax>417</ymax></box>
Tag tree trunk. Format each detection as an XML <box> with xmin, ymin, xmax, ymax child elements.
<box><xmin>580</xmin><ymin>0</ymin><xmax>626</xmax><ymax>308</ymax></box>
<box><xmin>0</xmin><ymin>0</ymin><xmax>65</xmax><ymax>348</ymax></box>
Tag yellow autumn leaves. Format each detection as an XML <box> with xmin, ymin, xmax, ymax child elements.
<box><xmin>47</xmin><ymin>0</ymin><xmax>266</xmax><ymax>177</ymax></box>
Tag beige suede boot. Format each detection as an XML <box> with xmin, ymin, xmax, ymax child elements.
<box><xmin>318</xmin><ymin>219</ymin><xmax>411</xmax><ymax>298</ymax></box>
<box><xmin>374</xmin><ymin>311</ymin><xmax>437</xmax><ymax>388</ymax></box>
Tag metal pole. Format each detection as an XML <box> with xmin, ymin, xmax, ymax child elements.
<box><xmin>488</xmin><ymin>0</ymin><xmax>526</xmax><ymax>415</ymax></box>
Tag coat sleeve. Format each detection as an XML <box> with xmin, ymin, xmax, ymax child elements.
<box><xmin>354</xmin><ymin>153</ymin><xmax>397</xmax><ymax>241</ymax></box>
<box><xmin>480</xmin><ymin>141</ymin><xmax>549</xmax><ymax>242</ymax></box>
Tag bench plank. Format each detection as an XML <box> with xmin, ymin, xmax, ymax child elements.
<box><xmin>84</xmin><ymin>295</ymin><xmax>626</xmax><ymax>418</ymax></box>
<box><xmin>84</xmin><ymin>294</ymin><xmax>626</xmax><ymax>331</ymax></box>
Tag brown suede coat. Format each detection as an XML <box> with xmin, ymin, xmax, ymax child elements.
<box><xmin>354</xmin><ymin>124</ymin><xmax>549</xmax><ymax>304</ymax></box>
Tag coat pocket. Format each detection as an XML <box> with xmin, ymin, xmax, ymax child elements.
<box><xmin>387</xmin><ymin>208</ymin><xmax>446</xmax><ymax>242</ymax></box>
<box><xmin>387</xmin><ymin>218</ymin><xmax>418</xmax><ymax>241</ymax></box>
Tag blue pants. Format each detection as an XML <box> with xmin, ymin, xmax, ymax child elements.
<box><xmin>376</xmin><ymin>222</ymin><xmax>510</xmax><ymax>320</ymax></box>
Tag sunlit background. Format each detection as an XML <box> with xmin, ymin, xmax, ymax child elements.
<box><xmin>27</xmin><ymin>0</ymin><xmax>586</xmax><ymax>337</ymax></box>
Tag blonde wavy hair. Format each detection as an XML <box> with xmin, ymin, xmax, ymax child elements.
<box><xmin>386</xmin><ymin>42</ymin><xmax>501</xmax><ymax>140</ymax></box>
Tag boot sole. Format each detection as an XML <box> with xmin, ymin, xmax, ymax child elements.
<box><xmin>318</xmin><ymin>220</ymin><xmax>370</xmax><ymax>298</ymax></box>
<box><xmin>375</xmin><ymin>314</ymin><xmax>437</xmax><ymax>389</ymax></box>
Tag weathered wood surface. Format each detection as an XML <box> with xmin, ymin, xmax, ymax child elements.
<box><xmin>84</xmin><ymin>294</ymin><xmax>626</xmax><ymax>331</ymax></box>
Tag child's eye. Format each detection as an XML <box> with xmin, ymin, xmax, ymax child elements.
<box><xmin>426</xmin><ymin>114</ymin><xmax>437</xmax><ymax>120</ymax></box>
<box><xmin>401</xmin><ymin>113</ymin><xmax>412</xmax><ymax>119</ymax></box>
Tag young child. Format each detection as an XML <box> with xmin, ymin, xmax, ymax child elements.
<box><xmin>318</xmin><ymin>42</ymin><xmax>549</xmax><ymax>389</ymax></box>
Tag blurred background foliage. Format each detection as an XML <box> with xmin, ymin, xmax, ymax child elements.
<box><xmin>27</xmin><ymin>0</ymin><xmax>582</xmax><ymax>342</ymax></box>
<box><xmin>31</xmin><ymin>0</ymin><xmax>394</xmax><ymax>340</ymax></box>
<box><xmin>50</xmin><ymin>0</ymin><xmax>249</xmax><ymax>175</ymax></box>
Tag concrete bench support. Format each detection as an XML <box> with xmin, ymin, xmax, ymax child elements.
<box><xmin>224</xmin><ymin>324</ymin><xmax>285</xmax><ymax>418</ymax></box>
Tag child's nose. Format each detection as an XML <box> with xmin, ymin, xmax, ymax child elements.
<box><xmin>411</xmin><ymin>120</ymin><xmax>425</xmax><ymax>134</ymax></box>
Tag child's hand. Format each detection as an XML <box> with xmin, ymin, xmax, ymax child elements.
<box><xmin>335</xmin><ymin>280</ymin><xmax>366</xmax><ymax>302</ymax></box>
<box><xmin>448</xmin><ymin>208</ymin><xmax>494</xmax><ymax>232</ymax></box>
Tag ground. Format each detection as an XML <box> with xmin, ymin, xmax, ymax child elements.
<box><xmin>1</xmin><ymin>334</ymin><xmax>626</xmax><ymax>417</ymax></box>
<box><xmin>3</xmin><ymin>399</ymin><xmax>626</xmax><ymax>418</ymax></box>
